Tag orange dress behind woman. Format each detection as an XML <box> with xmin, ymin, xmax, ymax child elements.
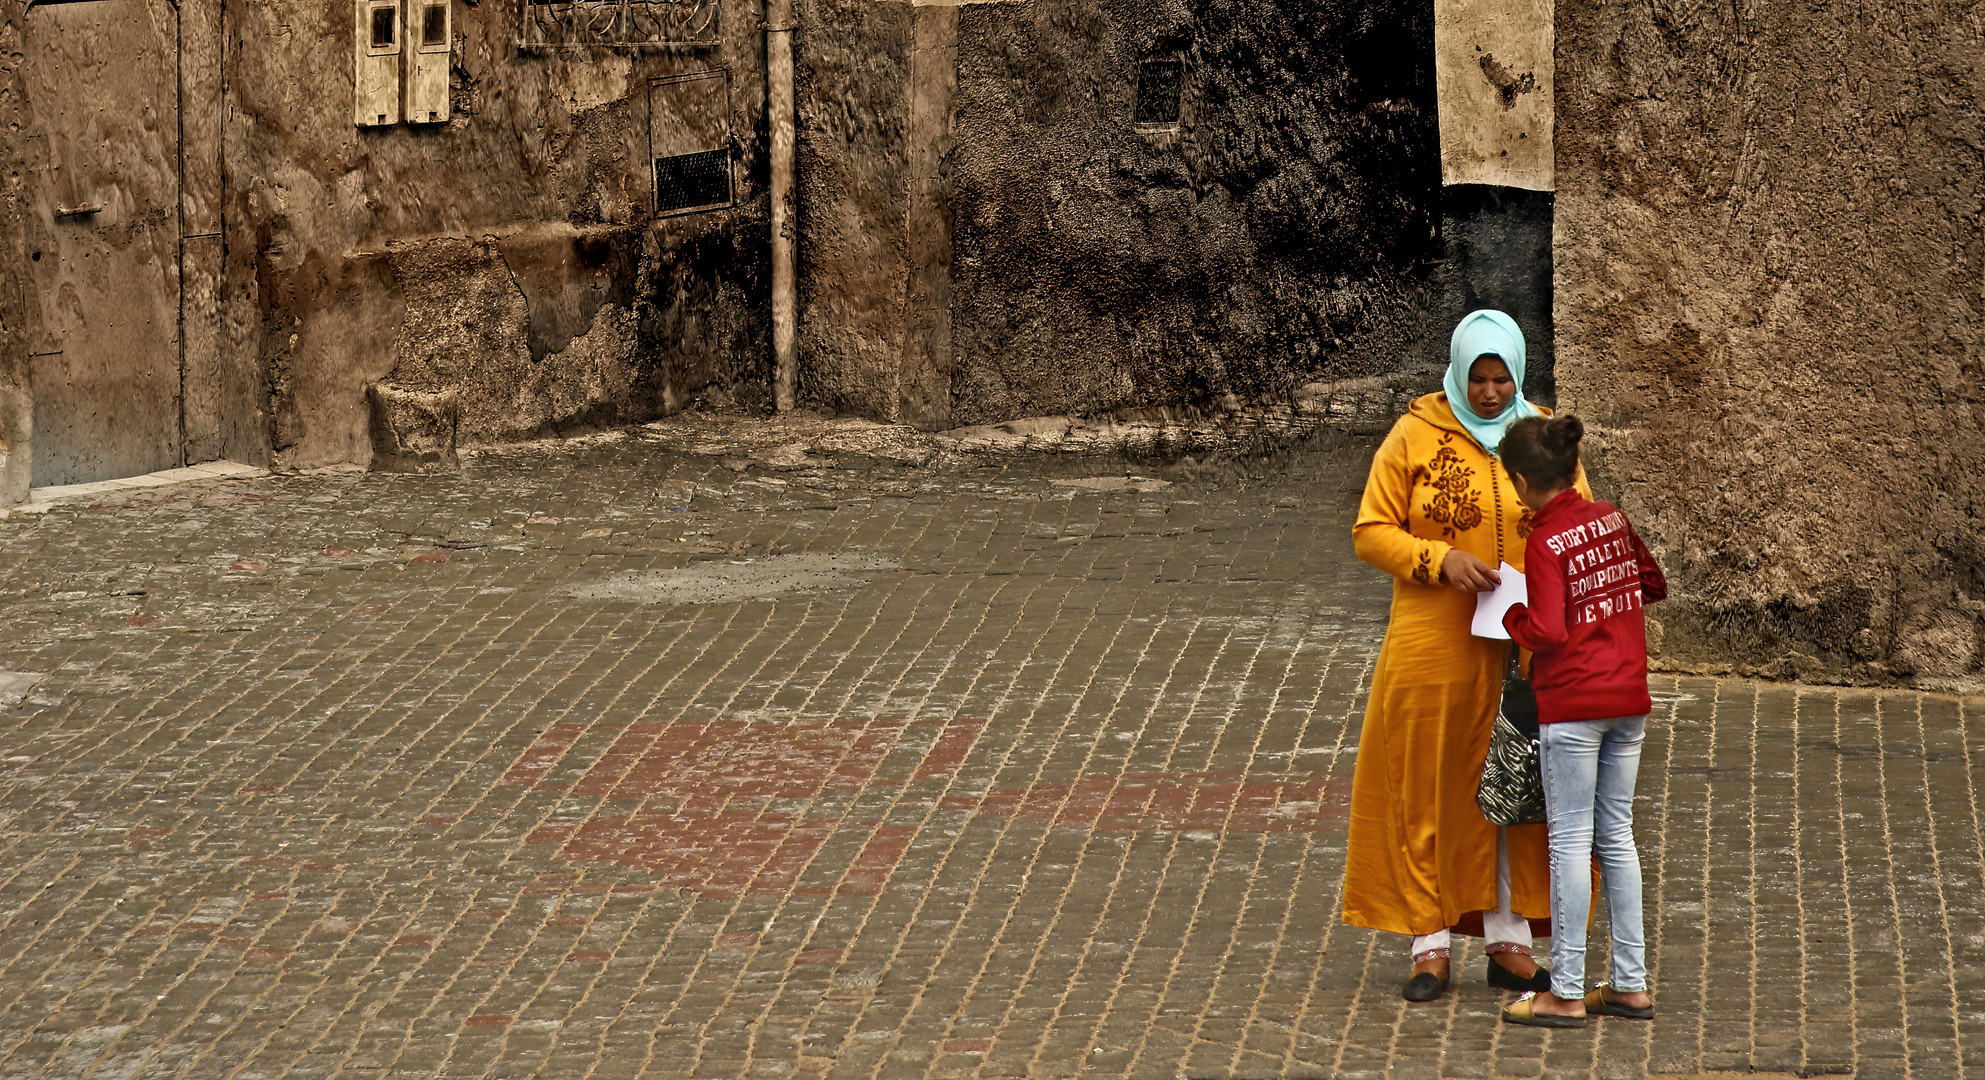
<box><xmin>1341</xmin><ymin>392</ymin><xmax>1588</xmax><ymax>937</ymax></box>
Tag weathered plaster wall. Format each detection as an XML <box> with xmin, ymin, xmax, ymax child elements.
<box><xmin>792</xmin><ymin>0</ymin><xmax>913</xmax><ymax>420</ymax></box>
<box><xmin>1434</xmin><ymin>0</ymin><xmax>1550</xmax><ymax>191</ymax></box>
<box><xmin>231</xmin><ymin>0</ymin><xmax>772</xmax><ymax>469</ymax></box>
<box><xmin>1556</xmin><ymin>1</ymin><xmax>1985</xmax><ymax>687</ymax></box>
<box><xmin>0</xmin><ymin>6</ymin><xmax>30</xmax><ymax>504</ymax></box>
<box><xmin>795</xmin><ymin>0</ymin><xmax>1443</xmax><ymax>429</ymax></box>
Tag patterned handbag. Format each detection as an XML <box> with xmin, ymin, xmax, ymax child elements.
<box><xmin>1476</xmin><ymin>652</ymin><xmax>1546</xmax><ymax>826</ymax></box>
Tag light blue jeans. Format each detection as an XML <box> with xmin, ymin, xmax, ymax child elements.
<box><xmin>1538</xmin><ymin>714</ymin><xmax>1648</xmax><ymax>1000</ymax></box>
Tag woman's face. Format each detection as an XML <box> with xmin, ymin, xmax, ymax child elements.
<box><xmin>1467</xmin><ymin>355</ymin><xmax>1516</xmax><ymax>419</ymax></box>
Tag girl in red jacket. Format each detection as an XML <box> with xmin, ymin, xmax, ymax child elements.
<box><xmin>1496</xmin><ymin>414</ymin><xmax>1666</xmax><ymax>1028</ymax></box>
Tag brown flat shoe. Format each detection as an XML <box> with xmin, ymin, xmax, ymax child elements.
<box><xmin>1582</xmin><ymin>984</ymin><xmax>1654</xmax><ymax>1020</ymax></box>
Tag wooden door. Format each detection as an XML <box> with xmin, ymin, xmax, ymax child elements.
<box><xmin>23</xmin><ymin>0</ymin><xmax>182</xmax><ymax>487</ymax></box>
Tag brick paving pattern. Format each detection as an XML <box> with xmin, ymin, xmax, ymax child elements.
<box><xmin>0</xmin><ymin>422</ymin><xmax>1976</xmax><ymax>1079</ymax></box>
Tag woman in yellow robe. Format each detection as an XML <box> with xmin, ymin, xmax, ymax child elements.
<box><xmin>1343</xmin><ymin>310</ymin><xmax>1589</xmax><ymax>1002</ymax></box>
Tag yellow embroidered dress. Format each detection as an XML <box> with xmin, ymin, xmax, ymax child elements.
<box><xmin>1341</xmin><ymin>392</ymin><xmax>1588</xmax><ymax>937</ymax></box>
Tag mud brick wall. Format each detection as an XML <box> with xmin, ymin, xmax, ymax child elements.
<box><xmin>1555</xmin><ymin>2</ymin><xmax>1985</xmax><ymax>687</ymax></box>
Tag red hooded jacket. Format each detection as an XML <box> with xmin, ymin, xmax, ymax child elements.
<box><xmin>1502</xmin><ymin>490</ymin><xmax>1667</xmax><ymax>724</ymax></box>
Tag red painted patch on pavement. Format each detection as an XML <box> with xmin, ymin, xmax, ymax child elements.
<box><xmin>407</xmin><ymin>551</ymin><xmax>450</xmax><ymax>565</ymax></box>
<box><xmin>509</xmin><ymin>718</ymin><xmax>1350</xmax><ymax>899</ymax></box>
<box><xmin>509</xmin><ymin>718</ymin><xmax>982</xmax><ymax>896</ymax></box>
<box><xmin>125</xmin><ymin>614</ymin><xmax>164</xmax><ymax>627</ymax></box>
<box><xmin>913</xmin><ymin>721</ymin><xmax>982</xmax><ymax>780</ymax></box>
<box><xmin>229</xmin><ymin>558</ymin><xmax>271</xmax><ymax>572</ymax></box>
<box><xmin>320</xmin><ymin>547</ymin><xmax>358</xmax><ymax>557</ymax></box>
<box><xmin>352</xmin><ymin>603</ymin><xmax>389</xmax><ymax>614</ymax></box>
<box><xmin>840</xmin><ymin>825</ymin><xmax>917</xmax><ymax>895</ymax></box>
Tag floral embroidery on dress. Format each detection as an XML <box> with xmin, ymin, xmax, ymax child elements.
<box><xmin>1413</xmin><ymin>547</ymin><xmax>1435</xmax><ymax>585</ymax></box>
<box><xmin>1421</xmin><ymin>437</ymin><xmax>1484</xmax><ymax>540</ymax></box>
<box><xmin>1516</xmin><ymin>505</ymin><xmax>1536</xmax><ymax>539</ymax></box>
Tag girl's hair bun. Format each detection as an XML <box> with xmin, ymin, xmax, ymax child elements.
<box><xmin>1543</xmin><ymin>415</ymin><xmax>1584</xmax><ymax>454</ymax></box>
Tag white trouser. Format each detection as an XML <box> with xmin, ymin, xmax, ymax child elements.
<box><xmin>1409</xmin><ymin>827</ymin><xmax>1533</xmax><ymax>956</ymax></box>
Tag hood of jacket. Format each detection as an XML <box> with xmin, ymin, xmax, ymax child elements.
<box><xmin>1404</xmin><ymin>391</ymin><xmax>1551</xmax><ymax>444</ymax></box>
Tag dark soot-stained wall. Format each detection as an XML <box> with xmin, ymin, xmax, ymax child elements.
<box><xmin>1439</xmin><ymin>184</ymin><xmax>1554</xmax><ymax>404</ymax></box>
<box><xmin>1556</xmin><ymin>0</ymin><xmax>1985</xmax><ymax>687</ymax></box>
<box><xmin>950</xmin><ymin>0</ymin><xmax>1441</xmax><ymax>424</ymax></box>
<box><xmin>796</xmin><ymin>0</ymin><xmax>1445</xmax><ymax>428</ymax></box>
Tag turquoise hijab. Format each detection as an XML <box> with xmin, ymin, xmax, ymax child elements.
<box><xmin>1443</xmin><ymin>309</ymin><xmax>1539</xmax><ymax>454</ymax></box>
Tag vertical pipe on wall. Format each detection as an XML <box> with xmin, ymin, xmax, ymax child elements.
<box><xmin>767</xmin><ymin>0</ymin><xmax>797</xmax><ymax>411</ymax></box>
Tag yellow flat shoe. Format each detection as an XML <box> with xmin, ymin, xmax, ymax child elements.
<box><xmin>1501</xmin><ymin>991</ymin><xmax>1587</xmax><ymax>1029</ymax></box>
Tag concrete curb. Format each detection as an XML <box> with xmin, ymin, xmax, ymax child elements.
<box><xmin>1</xmin><ymin>460</ymin><xmax>268</xmax><ymax>518</ymax></box>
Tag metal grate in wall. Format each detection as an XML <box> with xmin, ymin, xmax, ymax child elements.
<box><xmin>1135</xmin><ymin>59</ymin><xmax>1183</xmax><ymax>126</ymax></box>
<box><xmin>654</xmin><ymin>149</ymin><xmax>731</xmax><ymax>214</ymax></box>
<box><xmin>522</xmin><ymin>0</ymin><xmax>719</xmax><ymax>49</ymax></box>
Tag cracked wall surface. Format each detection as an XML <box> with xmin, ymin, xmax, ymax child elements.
<box><xmin>235</xmin><ymin>0</ymin><xmax>770</xmax><ymax>469</ymax></box>
<box><xmin>1556</xmin><ymin>1</ymin><xmax>1985</xmax><ymax>688</ymax></box>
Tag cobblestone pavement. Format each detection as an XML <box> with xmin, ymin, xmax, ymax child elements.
<box><xmin>0</xmin><ymin>418</ymin><xmax>1977</xmax><ymax>1080</ymax></box>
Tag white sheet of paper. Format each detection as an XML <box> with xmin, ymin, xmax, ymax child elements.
<box><xmin>1471</xmin><ymin>562</ymin><xmax>1527</xmax><ymax>640</ymax></box>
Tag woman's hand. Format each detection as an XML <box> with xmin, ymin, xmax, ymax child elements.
<box><xmin>1440</xmin><ymin>550</ymin><xmax>1502</xmax><ymax>593</ymax></box>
